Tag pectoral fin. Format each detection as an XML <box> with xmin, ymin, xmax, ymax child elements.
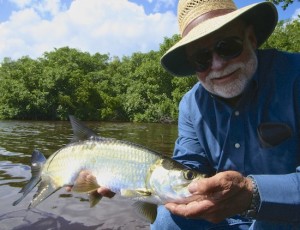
<box><xmin>121</xmin><ymin>189</ymin><xmax>152</xmax><ymax>198</ymax></box>
<box><xmin>88</xmin><ymin>190</ymin><xmax>103</xmax><ymax>207</ymax></box>
<box><xmin>72</xmin><ymin>171</ymin><xmax>100</xmax><ymax>193</ymax></box>
<box><xmin>132</xmin><ymin>201</ymin><xmax>157</xmax><ymax>224</ymax></box>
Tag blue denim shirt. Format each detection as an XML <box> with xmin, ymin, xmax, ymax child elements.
<box><xmin>173</xmin><ymin>49</ymin><xmax>300</xmax><ymax>223</ymax></box>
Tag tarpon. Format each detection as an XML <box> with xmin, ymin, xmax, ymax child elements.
<box><xmin>13</xmin><ymin>116</ymin><xmax>205</xmax><ymax>222</ymax></box>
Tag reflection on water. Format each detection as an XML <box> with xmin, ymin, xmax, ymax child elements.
<box><xmin>0</xmin><ymin>120</ymin><xmax>178</xmax><ymax>229</ymax></box>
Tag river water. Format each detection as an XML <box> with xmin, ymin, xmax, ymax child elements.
<box><xmin>0</xmin><ymin>120</ymin><xmax>178</xmax><ymax>230</ymax></box>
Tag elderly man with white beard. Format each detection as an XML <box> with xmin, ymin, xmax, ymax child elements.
<box><xmin>151</xmin><ymin>0</ymin><xmax>300</xmax><ymax>229</ymax></box>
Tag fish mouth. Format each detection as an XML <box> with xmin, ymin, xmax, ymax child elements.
<box><xmin>172</xmin><ymin>182</ymin><xmax>192</xmax><ymax>193</ymax></box>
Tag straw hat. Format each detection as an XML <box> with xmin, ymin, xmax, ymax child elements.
<box><xmin>161</xmin><ymin>0</ymin><xmax>278</xmax><ymax>76</ymax></box>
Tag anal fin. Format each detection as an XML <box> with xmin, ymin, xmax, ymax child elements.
<box><xmin>13</xmin><ymin>177</ymin><xmax>41</xmax><ymax>206</ymax></box>
<box><xmin>13</xmin><ymin>149</ymin><xmax>46</xmax><ymax>206</ymax></box>
<box><xmin>29</xmin><ymin>180</ymin><xmax>61</xmax><ymax>208</ymax></box>
<box><xmin>132</xmin><ymin>201</ymin><xmax>158</xmax><ymax>224</ymax></box>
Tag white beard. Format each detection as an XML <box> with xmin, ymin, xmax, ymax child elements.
<box><xmin>200</xmin><ymin>44</ymin><xmax>258</xmax><ymax>98</ymax></box>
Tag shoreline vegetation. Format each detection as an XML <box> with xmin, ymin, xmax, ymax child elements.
<box><xmin>0</xmin><ymin>19</ymin><xmax>299</xmax><ymax>123</ymax></box>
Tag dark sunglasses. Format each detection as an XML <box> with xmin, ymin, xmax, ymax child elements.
<box><xmin>188</xmin><ymin>36</ymin><xmax>244</xmax><ymax>72</ymax></box>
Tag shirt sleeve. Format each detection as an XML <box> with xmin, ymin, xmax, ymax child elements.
<box><xmin>173</xmin><ymin>94</ymin><xmax>215</xmax><ymax>175</ymax></box>
<box><xmin>245</xmin><ymin>51</ymin><xmax>300</xmax><ymax>223</ymax></box>
<box><xmin>251</xmin><ymin>168</ymin><xmax>300</xmax><ymax>223</ymax></box>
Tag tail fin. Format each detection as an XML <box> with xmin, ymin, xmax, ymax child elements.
<box><xmin>13</xmin><ymin>149</ymin><xmax>46</xmax><ymax>206</ymax></box>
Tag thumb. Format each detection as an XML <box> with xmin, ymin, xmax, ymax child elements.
<box><xmin>188</xmin><ymin>177</ymin><xmax>211</xmax><ymax>194</ymax></box>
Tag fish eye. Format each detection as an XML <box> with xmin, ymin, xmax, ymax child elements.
<box><xmin>183</xmin><ymin>170</ymin><xmax>196</xmax><ymax>180</ymax></box>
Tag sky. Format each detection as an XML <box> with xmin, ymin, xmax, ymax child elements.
<box><xmin>0</xmin><ymin>0</ymin><xmax>299</xmax><ymax>61</ymax></box>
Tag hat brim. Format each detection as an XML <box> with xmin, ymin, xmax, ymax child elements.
<box><xmin>161</xmin><ymin>2</ymin><xmax>278</xmax><ymax>76</ymax></box>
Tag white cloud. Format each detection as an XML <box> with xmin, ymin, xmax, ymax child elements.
<box><xmin>0</xmin><ymin>0</ymin><xmax>178</xmax><ymax>60</ymax></box>
<box><xmin>9</xmin><ymin>0</ymin><xmax>32</xmax><ymax>8</ymax></box>
<box><xmin>153</xmin><ymin>0</ymin><xmax>176</xmax><ymax>13</ymax></box>
<box><xmin>9</xmin><ymin>0</ymin><xmax>62</xmax><ymax>16</ymax></box>
<box><xmin>34</xmin><ymin>0</ymin><xmax>62</xmax><ymax>17</ymax></box>
<box><xmin>292</xmin><ymin>8</ymin><xmax>300</xmax><ymax>20</ymax></box>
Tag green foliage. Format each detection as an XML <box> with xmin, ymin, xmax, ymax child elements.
<box><xmin>0</xmin><ymin>17</ymin><xmax>299</xmax><ymax>122</ymax></box>
<box><xmin>267</xmin><ymin>0</ymin><xmax>300</xmax><ymax>10</ymax></box>
<box><xmin>262</xmin><ymin>19</ymin><xmax>300</xmax><ymax>52</ymax></box>
<box><xmin>0</xmin><ymin>56</ymin><xmax>45</xmax><ymax>119</ymax></box>
<box><xmin>0</xmin><ymin>48</ymin><xmax>111</xmax><ymax>120</ymax></box>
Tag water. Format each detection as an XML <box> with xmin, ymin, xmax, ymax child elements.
<box><xmin>0</xmin><ymin>120</ymin><xmax>178</xmax><ymax>230</ymax></box>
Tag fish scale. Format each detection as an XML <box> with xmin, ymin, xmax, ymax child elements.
<box><xmin>43</xmin><ymin>139</ymin><xmax>161</xmax><ymax>193</ymax></box>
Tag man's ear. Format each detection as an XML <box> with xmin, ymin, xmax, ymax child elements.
<box><xmin>246</xmin><ymin>25</ymin><xmax>257</xmax><ymax>49</ymax></box>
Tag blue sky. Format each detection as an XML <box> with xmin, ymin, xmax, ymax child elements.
<box><xmin>0</xmin><ymin>0</ymin><xmax>299</xmax><ymax>61</ymax></box>
<box><xmin>129</xmin><ymin>0</ymin><xmax>300</xmax><ymax>20</ymax></box>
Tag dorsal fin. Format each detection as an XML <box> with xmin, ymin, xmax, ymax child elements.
<box><xmin>69</xmin><ymin>115</ymin><xmax>98</xmax><ymax>142</ymax></box>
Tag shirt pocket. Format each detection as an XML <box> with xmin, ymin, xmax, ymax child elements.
<box><xmin>257</xmin><ymin>122</ymin><xmax>292</xmax><ymax>148</ymax></box>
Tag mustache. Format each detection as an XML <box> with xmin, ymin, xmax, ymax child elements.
<box><xmin>206</xmin><ymin>63</ymin><xmax>243</xmax><ymax>81</ymax></box>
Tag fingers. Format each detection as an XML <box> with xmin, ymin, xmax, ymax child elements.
<box><xmin>188</xmin><ymin>173</ymin><xmax>227</xmax><ymax>195</ymax></box>
<box><xmin>188</xmin><ymin>171</ymin><xmax>246</xmax><ymax>196</ymax></box>
<box><xmin>188</xmin><ymin>177</ymin><xmax>210</xmax><ymax>194</ymax></box>
<box><xmin>64</xmin><ymin>170</ymin><xmax>116</xmax><ymax>198</ymax></box>
<box><xmin>65</xmin><ymin>185</ymin><xmax>115</xmax><ymax>198</ymax></box>
<box><xmin>65</xmin><ymin>186</ymin><xmax>72</xmax><ymax>192</ymax></box>
<box><xmin>166</xmin><ymin>171</ymin><xmax>253</xmax><ymax>223</ymax></box>
<box><xmin>188</xmin><ymin>175</ymin><xmax>223</xmax><ymax>196</ymax></box>
<box><xmin>165</xmin><ymin>199</ymin><xmax>215</xmax><ymax>219</ymax></box>
<box><xmin>97</xmin><ymin>187</ymin><xmax>116</xmax><ymax>198</ymax></box>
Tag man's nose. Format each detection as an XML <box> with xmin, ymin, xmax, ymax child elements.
<box><xmin>210</xmin><ymin>52</ymin><xmax>227</xmax><ymax>71</ymax></box>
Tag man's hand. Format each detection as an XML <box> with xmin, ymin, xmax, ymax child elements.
<box><xmin>96</xmin><ymin>187</ymin><xmax>115</xmax><ymax>198</ymax></box>
<box><xmin>65</xmin><ymin>170</ymin><xmax>115</xmax><ymax>198</ymax></box>
<box><xmin>165</xmin><ymin>171</ymin><xmax>253</xmax><ymax>223</ymax></box>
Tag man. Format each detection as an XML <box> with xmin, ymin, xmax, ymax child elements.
<box><xmin>151</xmin><ymin>0</ymin><xmax>300</xmax><ymax>229</ymax></box>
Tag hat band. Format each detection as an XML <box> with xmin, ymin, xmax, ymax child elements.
<box><xmin>182</xmin><ymin>9</ymin><xmax>235</xmax><ymax>37</ymax></box>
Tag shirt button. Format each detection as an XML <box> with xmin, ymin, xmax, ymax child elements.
<box><xmin>235</xmin><ymin>143</ymin><xmax>241</xmax><ymax>149</ymax></box>
<box><xmin>235</xmin><ymin>111</ymin><xmax>240</xmax><ymax>116</ymax></box>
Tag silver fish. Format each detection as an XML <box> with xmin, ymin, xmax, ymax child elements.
<box><xmin>13</xmin><ymin>116</ymin><xmax>205</xmax><ymax>223</ymax></box>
